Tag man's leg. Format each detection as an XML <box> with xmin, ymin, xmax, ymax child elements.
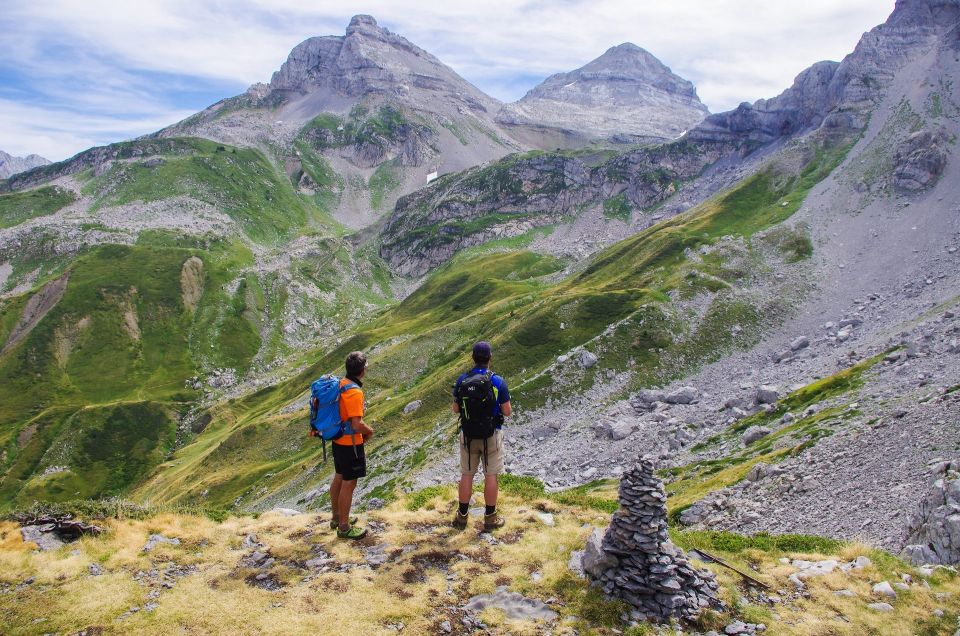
<box><xmin>338</xmin><ymin>478</ymin><xmax>358</xmax><ymax>530</ymax></box>
<box><xmin>330</xmin><ymin>473</ymin><xmax>343</xmax><ymax>525</ymax></box>
<box><xmin>453</xmin><ymin>435</ymin><xmax>477</xmax><ymax>528</ymax></box>
<box><xmin>458</xmin><ymin>473</ymin><xmax>473</xmax><ymax>506</ymax></box>
<box><xmin>483</xmin><ymin>473</ymin><xmax>498</xmax><ymax>509</ymax></box>
<box><xmin>482</xmin><ymin>431</ymin><xmax>505</xmax><ymax>530</ymax></box>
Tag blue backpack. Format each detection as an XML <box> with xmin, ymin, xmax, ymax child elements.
<box><xmin>309</xmin><ymin>375</ymin><xmax>358</xmax><ymax>461</ymax></box>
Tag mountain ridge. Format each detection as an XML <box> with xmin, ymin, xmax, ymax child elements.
<box><xmin>0</xmin><ymin>150</ymin><xmax>50</xmax><ymax>180</ymax></box>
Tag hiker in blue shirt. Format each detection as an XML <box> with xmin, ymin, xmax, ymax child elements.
<box><xmin>451</xmin><ymin>341</ymin><xmax>511</xmax><ymax>531</ymax></box>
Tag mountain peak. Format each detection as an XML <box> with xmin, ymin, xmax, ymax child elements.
<box><xmin>266</xmin><ymin>15</ymin><xmax>498</xmax><ymax>114</ymax></box>
<box><xmin>498</xmin><ymin>43</ymin><xmax>708</xmax><ymax>143</ymax></box>
<box><xmin>0</xmin><ymin>149</ymin><xmax>51</xmax><ymax>179</ymax></box>
<box><xmin>347</xmin><ymin>14</ymin><xmax>378</xmax><ymax>29</ymax></box>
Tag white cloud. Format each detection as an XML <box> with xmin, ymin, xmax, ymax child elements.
<box><xmin>0</xmin><ymin>0</ymin><xmax>896</xmax><ymax>161</ymax></box>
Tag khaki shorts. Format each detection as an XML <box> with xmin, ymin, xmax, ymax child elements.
<box><xmin>459</xmin><ymin>429</ymin><xmax>504</xmax><ymax>476</ymax></box>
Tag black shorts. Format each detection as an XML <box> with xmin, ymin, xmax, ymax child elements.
<box><xmin>332</xmin><ymin>442</ymin><xmax>366</xmax><ymax>481</ymax></box>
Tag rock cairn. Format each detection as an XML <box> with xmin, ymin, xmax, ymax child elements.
<box><xmin>587</xmin><ymin>457</ymin><xmax>721</xmax><ymax>621</ymax></box>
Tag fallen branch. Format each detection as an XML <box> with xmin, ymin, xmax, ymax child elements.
<box><xmin>689</xmin><ymin>548</ymin><xmax>770</xmax><ymax>590</ymax></box>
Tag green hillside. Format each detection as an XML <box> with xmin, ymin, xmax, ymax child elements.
<box><xmin>131</xmin><ymin>131</ymin><xmax>855</xmax><ymax>513</ymax></box>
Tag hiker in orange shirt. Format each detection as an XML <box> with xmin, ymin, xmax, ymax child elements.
<box><xmin>330</xmin><ymin>351</ymin><xmax>375</xmax><ymax>539</ymax></box>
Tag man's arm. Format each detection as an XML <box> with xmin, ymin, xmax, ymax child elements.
<box><xmin>501</xmin><ymin>401</ymin><xmax>512</xmax><ymax>417</ymax></box>
<box><xmin>452</xmin><ymin>402</ymin><xmax>460</xmax><ymax>414</ymax></box>
<box><xmin>350</xmin><ymin>415</ymin><xmax>374</xmax><ymax>438</ymax></box>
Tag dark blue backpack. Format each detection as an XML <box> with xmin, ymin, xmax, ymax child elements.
<box><xmin>309</xmin><ymin>375</ymin><xmax>358</xmax><ymax>461</ymax></box>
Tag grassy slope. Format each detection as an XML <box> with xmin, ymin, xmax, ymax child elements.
<box><xmin>0</xmin><ymin>186</ymin><xmax>76</xmax><ymax>229</ymax></box>
<box><xmin>83</xmin><ymin>137</ymin><xmax>334</xmax><ymax>244</ymax></box>
<box><xmin>1</xmin><ymin>483</ymin><xmax>956</xmax><ymax>635</ymax></box>
<box><xmin>0</xmin><ymin>240</ymin><xmax>260</xmax><ymax>508</ymax></box>
<box><xmin>134</xmin><ymin>134</ymin><xmax>855</xmax><ymax>512</ymax></box>
<box><xmin>0</xmin><ymin>130</ymin><xmax>405</xmax><ymax>507</ymax></box>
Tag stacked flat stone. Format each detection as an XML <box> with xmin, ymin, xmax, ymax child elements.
<box><xmin>591</xmin><ymin>457</ymin><xmax>721</xmax><ymax>621</ymax></box>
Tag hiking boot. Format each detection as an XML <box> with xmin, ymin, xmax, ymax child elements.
<box><xmin>483</xmin><ymin>512</ymin><xmax>505</xmax><ymax>531</ymax></box>
<box><xmin>330</xmin><ymin>516</ymin><xmax>358</xmax><ymax>530</ymax></box>
<box><xmin>336</xmin><ymin>525</ymin><xmax>367</xmax><ymax>540</ymax></box>
<box><xmin>452</xmin><ymin>511</ymin><xmax>468</xmax><ymax>530</ymax></box>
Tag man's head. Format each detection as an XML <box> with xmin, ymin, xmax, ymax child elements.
<box><xmin>345</xmin><ymin>351</ymin><xmax>367</xmax><ymax>378</ymax></box>
<box><xmin>472</xmin><ymin>341</ymin><xmax>492</xmax><ymax>366</ymax></box>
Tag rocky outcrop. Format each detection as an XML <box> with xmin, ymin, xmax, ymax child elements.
<box><xmin>893</xmin><ymin>129</ymin><xmax>948</xmax><ymax>191</ymax></box>
<box><xmin>692</xmin><ymin>0</ymin><xmax>959</xmax><ymax>146</ymax></box>
<box><xmin>0</xmin><ymin>150</ymin><xmax>50</xmax><ymax>179</ymax></box>
<box><xmin>267</xmin><ymin>15</ymin><xmax>498</xmax><ymax>116</ymax></box>
<box><xmin>498</xmin><ymin>43</ymin><xmax>708</xmax><ymax>143</ymax></box>
<box><xmin>379</xmin><ymin>138</ymin><xmax>731</xmax><ymax>276</ymax></box>
<box><xmin>901</xmin><ymin>460</ymin><xmax>960</xmax><ymax>565</ymax></box>
<box><xmin>585</xmin><ymin>457</ymin><xmax>721</xmax><ymax>621</ymax></box>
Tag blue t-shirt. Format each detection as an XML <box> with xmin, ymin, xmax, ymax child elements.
<box><xmin>453</xmin><ymin>366</ymin><xmax>510</xmax><ymax>428</ymax></box>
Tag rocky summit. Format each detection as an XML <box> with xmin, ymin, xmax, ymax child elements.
<box><xmin>0</xmin><ymin>149</ymin><xmax>50</xmax><ymax>179</ymax></box>
<box><xmin>1</xmin><ymin>1</ymin><xmax>960</xmax><ymax>634</ymax></box>
<box><xmin>268</xmin><ymin>15</ymin><xmax>500</xmax><ymax>118</ymax></box>
<box><xmin>498</xmin><ymin>42</ymin><xmax>709</xmax><ymax>144</ymax></box>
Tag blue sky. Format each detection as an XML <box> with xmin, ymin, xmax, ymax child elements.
<box><xmin>0</xmin><ymin>0</ymin><xmax>895</xmax><ymax>162</ymax></box>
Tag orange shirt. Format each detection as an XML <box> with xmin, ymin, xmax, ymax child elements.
<box><xmin>334</xmin><ymin>377</ymin><xmax>364</xmax><ymax>446</ymax></box>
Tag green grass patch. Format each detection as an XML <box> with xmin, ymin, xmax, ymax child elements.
<box><xmin>405</xmin><ymin>485</ymin><xmax>451</xmax><ymax>511</ymax></box>
<box><xmin>0</xmin><ymin>186</ymin><xmax>76</xmax><ymax>229</ymax></box>
<box><xmin>672</xmin><ymin>529</ymin><xmax>846</xmax><ymax>555</ymax></box>
<box><xmin>602</xmin><ymin>193</ymin><xmax>632</xmax><ymax>221</ymax></box>
<box><xmin>369</xmin><ymin>159</ymin><xmax>402</xmax><ymax>211</ymax></box>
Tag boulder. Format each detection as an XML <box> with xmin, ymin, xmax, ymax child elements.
<box><xmin>638</xmin><ymin>389</ymin><xmax>666</xmax><ymax>404</ymax></box>
<box><xmin>665</xmin><ymin>386</ymin><xmax>700</xmax><ymax>404</ymax></box>
<box><xmin>872</xmin><ymin>581</ymin><xmax>897</xmax><ymax>599</ymax></box>
<box><xmin>581</xmin><ymin>528</ymin><xmax>618</xmax><ymax>578</ymax></box>
<box><xmin>773</xmin><ymin>349</ymin><xmax>794</xmax><ymax>363</ymax></box>
<box><xmin>463</xmin><ymin>586</ymin><xmax>558</xmax><ymax>620</ymax></box>
<box><xmin>403</xmin><ymin>399</ymin><xmax>422</xmax><ymax>414</ymax></box>
<box><xmin>790</xmin><ymin>336</ymin><xmax>810</xmax><ymax>351</ymax></box>
<box><xmin>724</xmin><ymin>396</ymin><xmax>747</xmax><ymax>410</ymax></box>
<box><xmin>745</xmin><ymin>462</ymin><xmax>770</xmax><ymax>482</ymax></box>
<box><xmin>20</xmin><ymin>525</ymin><xmax>65</xmax><ymax>551</ymax></box>
<box><xmin>742</xmin><ymin>426</ymin><xmax>772</xmax><ymax>446</ymax></box>
<box><xmin>893</xmin><ymin>129</ymin><xmax>947</xmax><ymax>192</ymax></box>
<box><xmin>579</xmin><ymin>350</ymin><xmax>599</xmax><ymax>369</ymax></box>
<box><xmin>608</xmin><ymin>420</ymin><xmax>635</xmax><ymax>441</ymax></box>
<box><xmin>143</xmin><ymin>534</ymin><xmax>180</xmax><ymax>552</ymax></box>
<box><xmin>755</xmin><ymin>385</ymin><xmax>779</xmax><ymax>404</ymax></box>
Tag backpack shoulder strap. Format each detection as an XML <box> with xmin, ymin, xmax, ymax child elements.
<box><xmin>339</xmin><ymin>382</ymin><xmax>359</xmax><ymax>393</ymax></box>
